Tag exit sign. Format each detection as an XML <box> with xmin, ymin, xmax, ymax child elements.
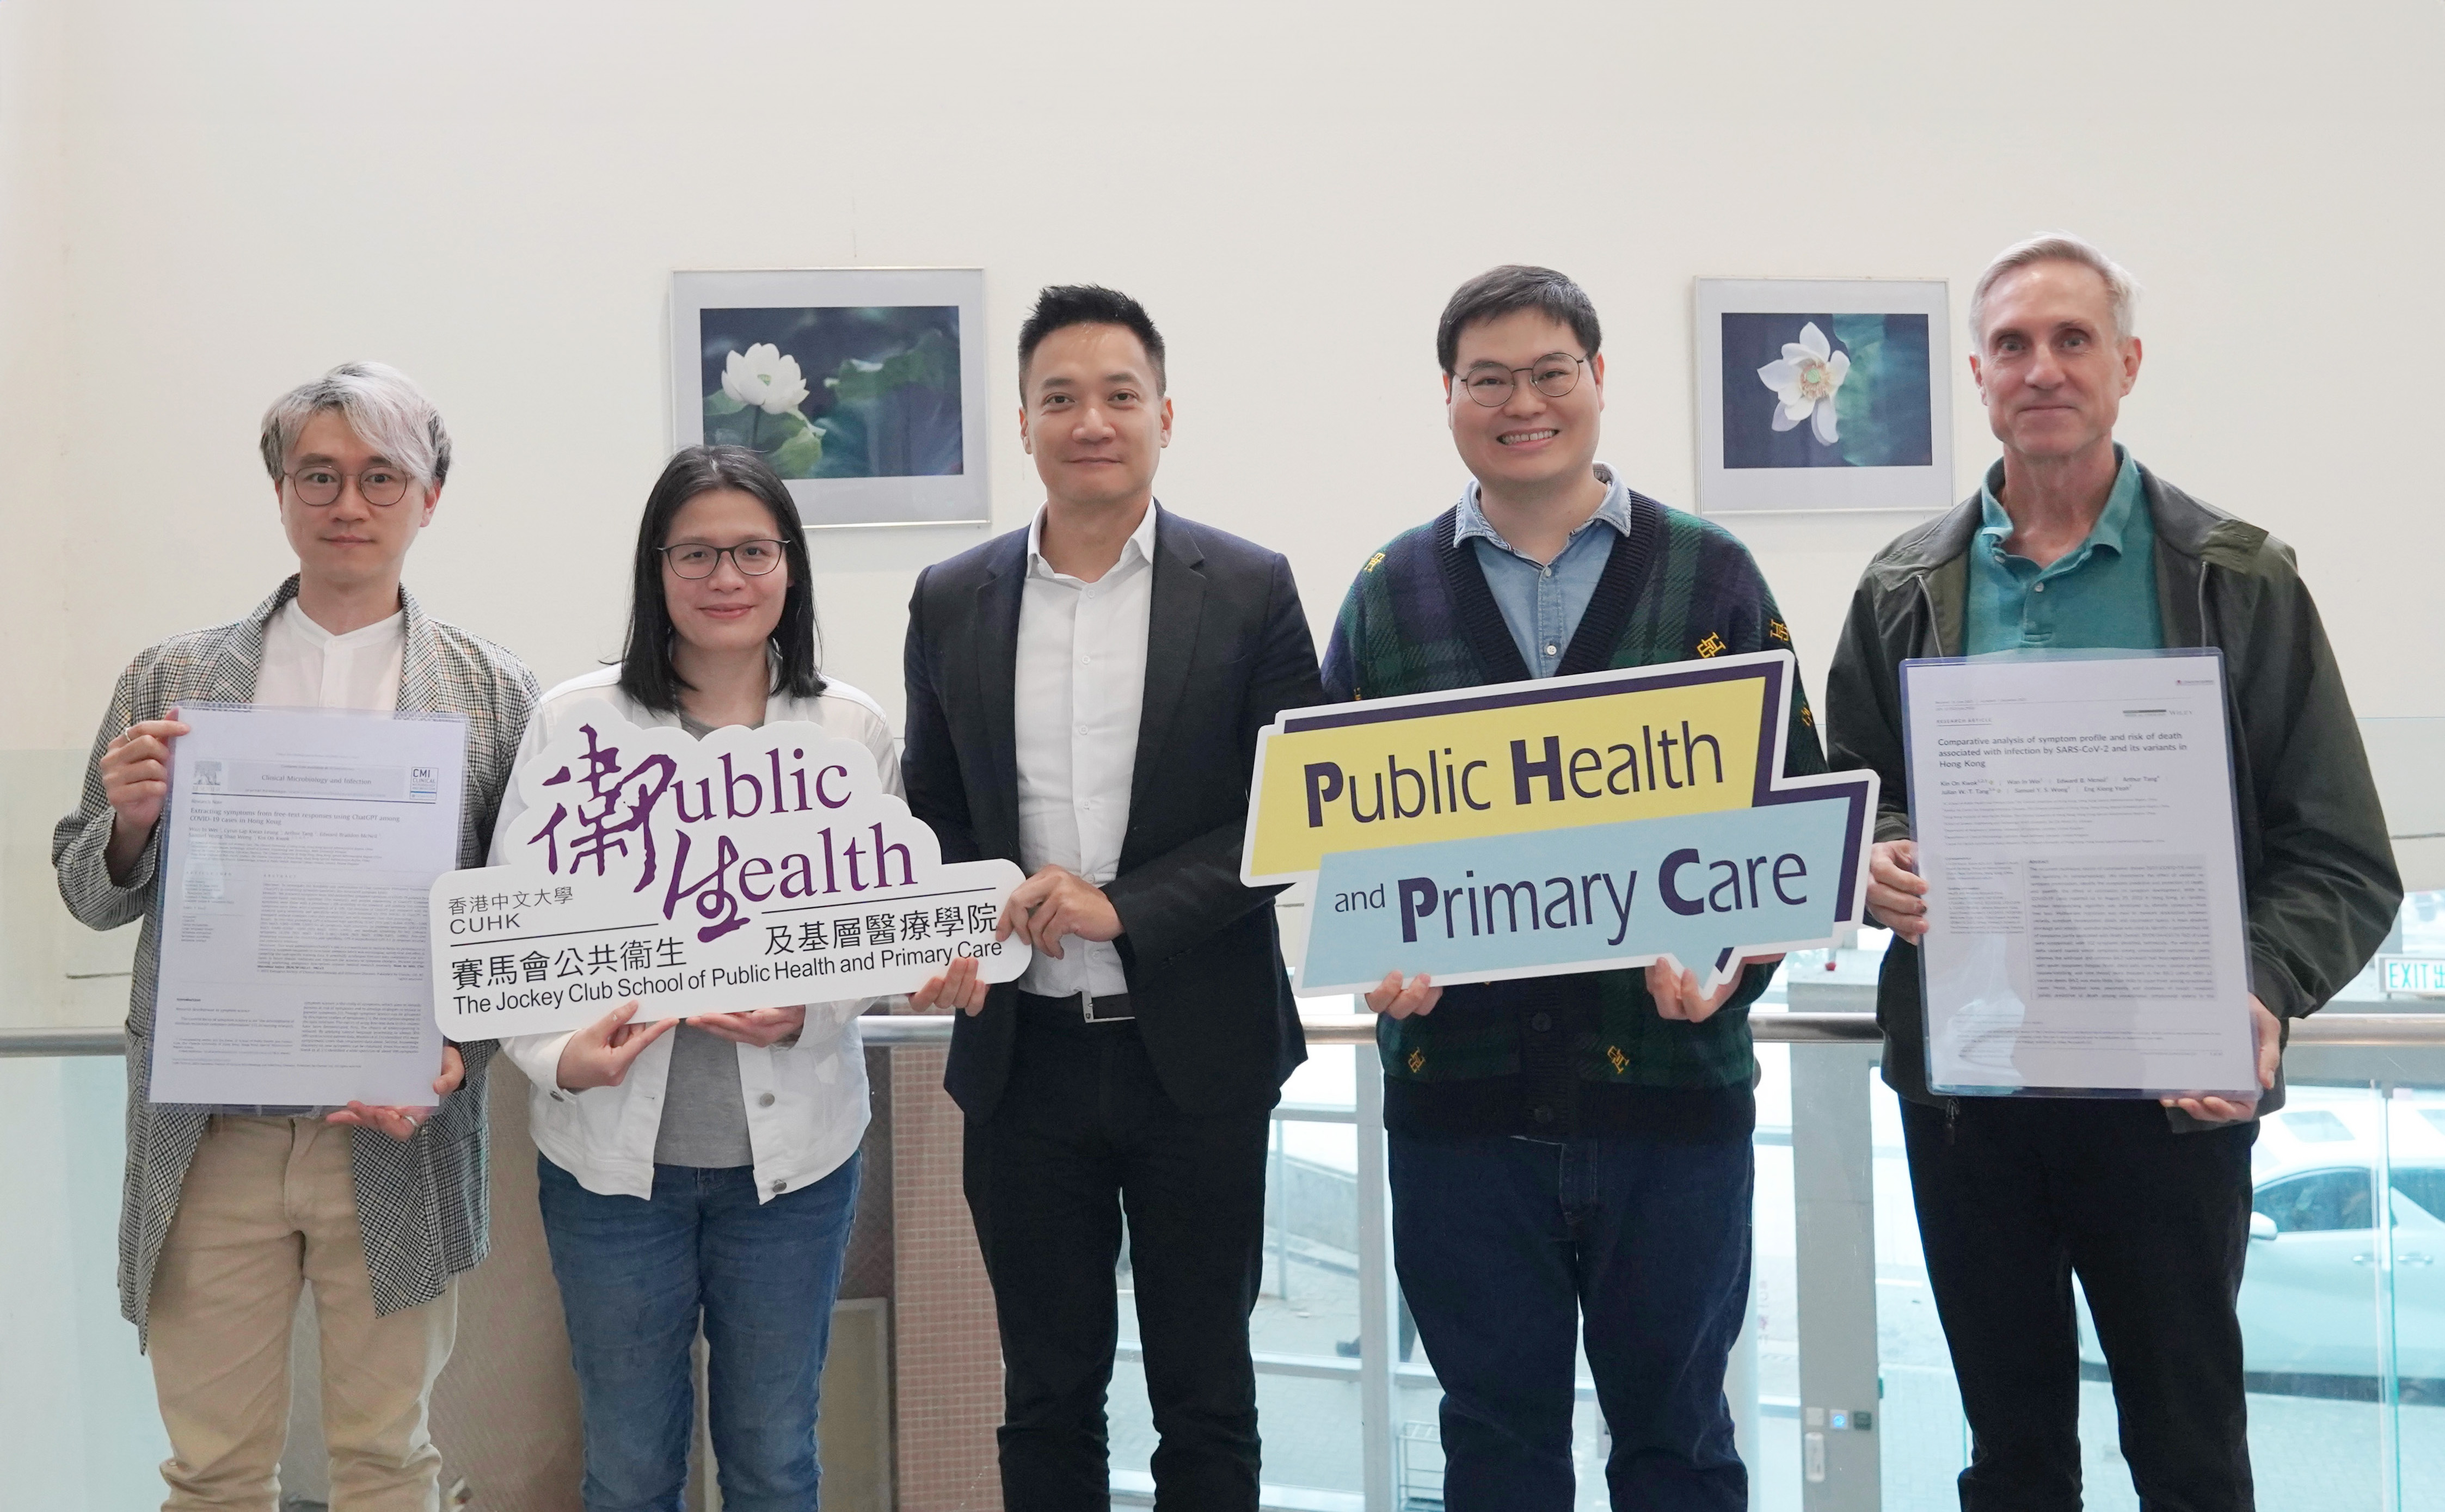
<box><xmin>2381</xmin><ymin>956</ymin><xmax>2445</xmax><ymax>996</ymax></box>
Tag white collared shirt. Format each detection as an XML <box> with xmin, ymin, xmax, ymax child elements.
<box><xmin>254</xmin><ymin>597</ymin><xmax>406</xmax><ymax>711</ymax></box>
<box><xmin>1011</xmin><ymin>502</ymin><xmax>1157</xmax><ymax>998</ymax></box>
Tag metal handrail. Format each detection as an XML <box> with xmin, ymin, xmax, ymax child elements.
<box><xmin>10</xmin><ymin>1011</ymin><xmax>2445</xmax><ymax>1058</ymax></box>
<box><xmin>1</xmin><ymin>1025</ymin><xmax>126</xmax><ymax>1057</ymax></box>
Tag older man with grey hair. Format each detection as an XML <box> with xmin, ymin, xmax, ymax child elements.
<box><xmin>1825</xmin><ymin>236</ymin><xmax>2399</xmax><ymax>1508</ymax></box>
<box><xmin>53</xmin><ymin>361</ymin><xmax>536</xmax><ymax>1511</ymax></box>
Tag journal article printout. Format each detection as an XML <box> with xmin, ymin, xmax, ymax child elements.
<box><xmin>1903</xmin><ymin>650</ymin><xmax>2257</xmax><ymax>1097</ymax></box>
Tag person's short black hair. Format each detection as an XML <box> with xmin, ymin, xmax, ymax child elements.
<box><xmin>1436</xmin><ymin>266</ymin><xmax>1602</xmax><ymax>375</ymax></box>
<box><xmin>1017</xmin><ymin>284</ymin><xmax>1168</xmax><ymax>394</ymax></box>
<box><xmin>617</xmin><ymin>445</ymin><xmax>825</xmax><ymax>715</ymax></box>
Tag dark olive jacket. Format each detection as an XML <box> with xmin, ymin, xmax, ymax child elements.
<box><xmin>1824</xmin><ymin>462</ymin><xmax>2401</xmax><ymax>1123</ymax></box>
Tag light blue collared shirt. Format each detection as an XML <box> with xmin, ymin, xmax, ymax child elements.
<box><xmin>1453</xmin><ymin>463</ymin><xmax>1636</xmax><ymax>679</ymax></box>
<box><xmin>1964</xmin><ymin>447</ymin><xmax>2162</xmax><ymax>654</ymax></box>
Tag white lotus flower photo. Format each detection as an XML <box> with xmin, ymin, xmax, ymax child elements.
<box><xmin>721</xmin><ymin>343</ymin><xmax>811</xmax><ymax>415</ymax></box>
<box><xmin>1756</xmin><ymin>322</ymin><xmax>1850</xmax><ymax>445</ymax></box>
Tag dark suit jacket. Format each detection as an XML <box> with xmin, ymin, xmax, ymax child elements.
<box><xmin>902</xmin><ymin>505</ymin><xmax>1324</xmax><ymax>1122</ymax></box>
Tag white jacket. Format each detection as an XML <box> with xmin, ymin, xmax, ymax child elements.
<box><xmin>493</xmin><ymin>666</ymin><xmax>895</xmax><ymax>1202</ymax></box>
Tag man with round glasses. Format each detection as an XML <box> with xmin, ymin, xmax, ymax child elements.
<box><xmin>52</xmin><ymin>361</ymin><xmax>536</xmax><ymax>1510</ymax></box>
<box><xmin>1318</xmin><ymin>266</ymin><xmax>1823</xmax><ymax>1509</ymax></box>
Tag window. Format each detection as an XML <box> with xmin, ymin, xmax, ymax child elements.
<box><xmin>2280</xmin><ymin>1110</ymin><xmax>2355</xmax><ymax>1144</ymax></box>
<box><xmin>2386</xmin><ymin>1166</ymin><xmax>2445</xmax><ymax>1224</ymax></box>
<box><xmin>2254</xmin><ymin>1169</ymin><xmax>2374</xmax><ymax>1233</ymax></box>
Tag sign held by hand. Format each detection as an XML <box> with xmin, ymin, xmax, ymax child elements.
<box><xmin>1243</xmin><ymin>652</ymin><xmax>1877</xmax><ymax>994</ymax></box>
<box><xmin>431</xmin><ymin>702</ymin><xmax>1027</xmax><ymax>1038</ymax></box>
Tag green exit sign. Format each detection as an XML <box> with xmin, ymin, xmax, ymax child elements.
<box><xmin>2381</xmin><ymin>956</ymin><xmax>2445</xmax><ymax>995</ymax></box>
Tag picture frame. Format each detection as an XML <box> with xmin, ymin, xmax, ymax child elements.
<box><xmin>670</xmin><ymin>267</ymin><xmax>991</xmax><ymax>528</ymax></box>
<box><xmin>1693</xmin><ymin>277</ymin><xmax>1954</xmax><ymax>514</ymax></box>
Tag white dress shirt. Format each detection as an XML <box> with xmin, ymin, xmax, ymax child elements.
<box><xmin>254</xmin><ymin>597</ymin><xmax>406</xmax><ymax>711</ymax></box>
<box><xmin>1011</xmin><ymin>502</ymin><xmax>1158</xmax><ymax>998</ymax></box>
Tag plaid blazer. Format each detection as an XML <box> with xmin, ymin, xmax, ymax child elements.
<box><xmin>51</xmin><ymin>577</ymin><xmax>537</xmax><ymax>1342</ymax></box>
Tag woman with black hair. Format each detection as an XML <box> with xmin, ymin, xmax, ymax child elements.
<box><xmin>492</xmin><ymin>445</ymin><xmax>888</xmax><ymax>1510</ymax></box>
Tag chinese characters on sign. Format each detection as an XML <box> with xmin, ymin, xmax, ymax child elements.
<box><xmin>428</xmin><ymin>703</ymin><xmax>1028</xmax><ymax>1038</ymax></box>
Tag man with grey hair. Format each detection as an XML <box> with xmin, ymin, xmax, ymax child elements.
<box><xmin>1826</xmin><ymin>236</ymin><xmax>2399</xmax><ymax>1507</ymax></box>
<box><xmin>53</xmin><ymin>361</ymin><xmax>536</xmax><ymax>1511</ymax></box>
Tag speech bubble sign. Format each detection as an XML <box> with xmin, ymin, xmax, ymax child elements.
<box><xmin>429</xmin><ymin>702</ymin><xmax>1027</xmax><ymax>1038</ymax></box>
<box><xmin>1242</xmin><ymin>651</ymin><xmax>1877</xmax><ymax>993</ymax></box>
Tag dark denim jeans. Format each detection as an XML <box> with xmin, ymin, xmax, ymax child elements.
<box><xmin>1389</xmin><ymin>1129</ymin><xmax>1752</xmax><ymax>1511</ymax></box>
<box><xmin>536</xmin><ymin>1153</ymin><xmax>862</xmax><ymax>1512</ymax></box>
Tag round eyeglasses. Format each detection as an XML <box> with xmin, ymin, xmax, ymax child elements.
<box><xmin>1457</xmin><ymin>353</ymin><xmax>1588</xmax><ymax>407</ymax></box>
<box><xmin>286</xmin><ymin>464</ymin><xmax>412</xmax><ymax>507</ymax></box>
<box><xmin>660</xmin><ymin>540</ymin><xmax>788</xmax><ymax>579</ymax></box>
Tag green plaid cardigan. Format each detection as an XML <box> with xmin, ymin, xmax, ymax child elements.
<box><xmin>1318</xmin><ymin>492</ymin><xmax>1826</xmax><ymax>1138</ymax></box>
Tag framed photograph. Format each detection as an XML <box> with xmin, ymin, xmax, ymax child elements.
<box><xmin>671</xmin><ymin>268</ymin><xmax>990</xmax><ymax>528</ymax></box>
<box><xmin>1694</xmin><ymin>278</ymin><xmax>1953</xmax><ymax>514</ymax></box>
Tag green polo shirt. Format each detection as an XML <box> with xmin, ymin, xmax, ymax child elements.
<box><xmin>1965</xmin><ymin>447</ymin><xmax>2162</xmax><ymax>653</ymax></box>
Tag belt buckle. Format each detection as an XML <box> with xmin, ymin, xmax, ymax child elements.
<box><xmin>1078</xmin><ymin>990</ymin><xmax>1129</xmax><ymax>1024</ymax></box>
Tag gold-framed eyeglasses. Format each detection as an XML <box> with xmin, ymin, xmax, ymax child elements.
<box><xmin>286</xmin><ymin>464</ymin><xmax>412</xmax><ymax>507</ymax></box>
<box><xmin>660</xmin><ymin>540</ymin><xmax>788</xmax><ymax>579</ymax></box>
<box><xmin>1457</xmin><ymin>352</ymin><xmax>1588</xmax><ymax>407</ymax></box>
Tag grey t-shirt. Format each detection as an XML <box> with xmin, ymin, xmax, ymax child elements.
<box><xmin>654</xmin><ymin>714</ymin><xmax>755</xmax><ymax>1169</ymax></box>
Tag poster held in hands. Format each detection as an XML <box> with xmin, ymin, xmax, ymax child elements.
<box><xmin>150</xmin><ymin>703</ymin><xmax>465</xmax><ymax>1109</ymax></box>
<box><xmin>431</xmin><ymin>703</ymin><xmax>1027</xmax><ymax>1040</ymax></box>
<box><xmin>1242</xmin><ymin>651</ymin><xmax>1878</xmax><ymax>994</ymax></box>
<box><xmin>1901</xmin><ymin>649</ymin><xmax>2257</xmax><ymax>1098</ymax></box>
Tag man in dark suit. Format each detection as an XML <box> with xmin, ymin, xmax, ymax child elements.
<box><xmin>902</xmin><ymin>285</ymin><xmax>1324</xmax><ymax>1510</ymax></box>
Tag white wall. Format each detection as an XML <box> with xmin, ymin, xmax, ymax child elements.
<box><xmin>7</xmin><ymin>0</ymin><xmax>2442</xmax><ymax>1019</ymax></box>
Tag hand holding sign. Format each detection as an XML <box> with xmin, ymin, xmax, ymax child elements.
<box><xmin>998</xmin><ymin>864</ymin><xmax>1123</xmax><ymax>960</ymax></box>
<box><xmin>1866</xmin><ymin>839</ymin><xmax>1928</xmax><ymax>942</ymax></box>
<box><xmin>1646</xmin><ymin>956</ymin><xmax>1779</xmax><ymax>1022</ymax></box>
<box><xmin>324</xmin><ymin>1044</ymin><xmax>465</xmax><ymax>1139</ymax></box>
<box><xmin>911</xmin><ymin>953</ymin><xmax>988</xmax><ymax>1016</ymax></box>
<box><xmin>431</xmin><ymin>703</ymin><xmax>1030</xmax><ymax>1038</ymax></box>
<box><xmin>555</xmin><ymin>1001</ymin><xmax>680</xmax><ymax>1091</ymax></box>
<box><xmin>1365</xmin><ymin>970</ymin><xmax>1441</xmax><ymax>1020</ymax></box>
<box><xmin>689</xmin><ymin>1005</ymin><xmax>807</xmax><ymax>1047</ymax></box>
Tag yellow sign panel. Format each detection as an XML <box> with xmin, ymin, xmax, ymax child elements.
<box><xmin>1244</xmin><ymin>655</ymin><xmax>1785</xmax><ymax>882</ymax></box>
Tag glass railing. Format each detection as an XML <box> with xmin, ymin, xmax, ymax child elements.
<box><xmin>0</xmin><ymin>1050</ymin><xmax>175</xmax><ymax>1510</ymax></box>
<box><xmin>12</xmin><ymin>923</ymin><xmax>2445</xmax><ymax>1512</ymax></box>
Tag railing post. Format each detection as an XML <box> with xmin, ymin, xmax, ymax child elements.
<box><xmin>2376</xmin><ymin>1081</ymin><xmax>2401</xmax><ymax>1512</ymax></box>
<box><xmin>1790</xmin><ymin>1043</ymin><xmax>1883</xmax><ymax>1512</ymax></box>
<box><xmin>1355</xmin><ymin>1046</ymin><xmax>1398</xmax><ymax>1512</ymax></box>
<box><xmin>1270</xmin><ymin>1113</ymin><xmax>1288</xmax><ymax>1305</ymax></box>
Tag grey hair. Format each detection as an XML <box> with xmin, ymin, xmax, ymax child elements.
<box><xmin>1967</xmin><ymin>232</ymin><xmax>2140</xmax><ymax>349</ymax></box>
<box><xmin>257</xmin><ymin>362</ymin><xmax>452</xmax><ymax>487</ymax></box>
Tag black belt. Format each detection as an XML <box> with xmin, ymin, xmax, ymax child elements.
<box><xmin>1017</xmin><ymin>989</ymin><xmax>1136</xmax><ymax>1025</ymax></box>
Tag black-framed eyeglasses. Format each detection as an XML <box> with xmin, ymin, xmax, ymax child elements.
<box><xmin>660</xmin><ymin>540</ymin><xmax>788</xmax><ymax>579</ymax></box>
<box><xmin>286</xmin><ymin>464</ymin><xmax>412</xmax><ymax>507</ymax></box>
<box><xmin>1457</xmin><ymin>352</ymin><xmax>1588</xmax><ymax>407</ymax></box>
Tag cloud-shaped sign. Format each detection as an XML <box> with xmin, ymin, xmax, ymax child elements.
<box><xmin>429</xmin><ymin>702</ymin><xmax>1027</xmax><ymax>1038</ymax></box>
<box><xmin>1242</xmin><ymin>651</ymin><xmax>1876</xmax><ymax>993</ymax></box>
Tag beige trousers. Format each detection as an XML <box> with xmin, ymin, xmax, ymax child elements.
<box><xmin>146</xmin><ymin>1115</ymin><xmax>457</xmax><ymax>1512</ymax></box>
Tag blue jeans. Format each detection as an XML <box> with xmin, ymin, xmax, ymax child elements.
<box><xmin>536</xmin><ymin>1153</ymin><xmax>862</xmax><ymax>1512</ymax></box>
<box><xmin>1389</xmin><ymin>1129</ymin><xmax>1752</xmax><ymax>1511</ymax></box>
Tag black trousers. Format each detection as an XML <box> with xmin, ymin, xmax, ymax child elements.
<box><xmin>1902</xmin><ymin>1096</ymin><xmax>2259</xmax><ymax>1512</ymax></box>
<box><xmin>962</xmin><ymin>1007</ymin><xmax>1271</xmax><ymax>1511</ymax></box>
